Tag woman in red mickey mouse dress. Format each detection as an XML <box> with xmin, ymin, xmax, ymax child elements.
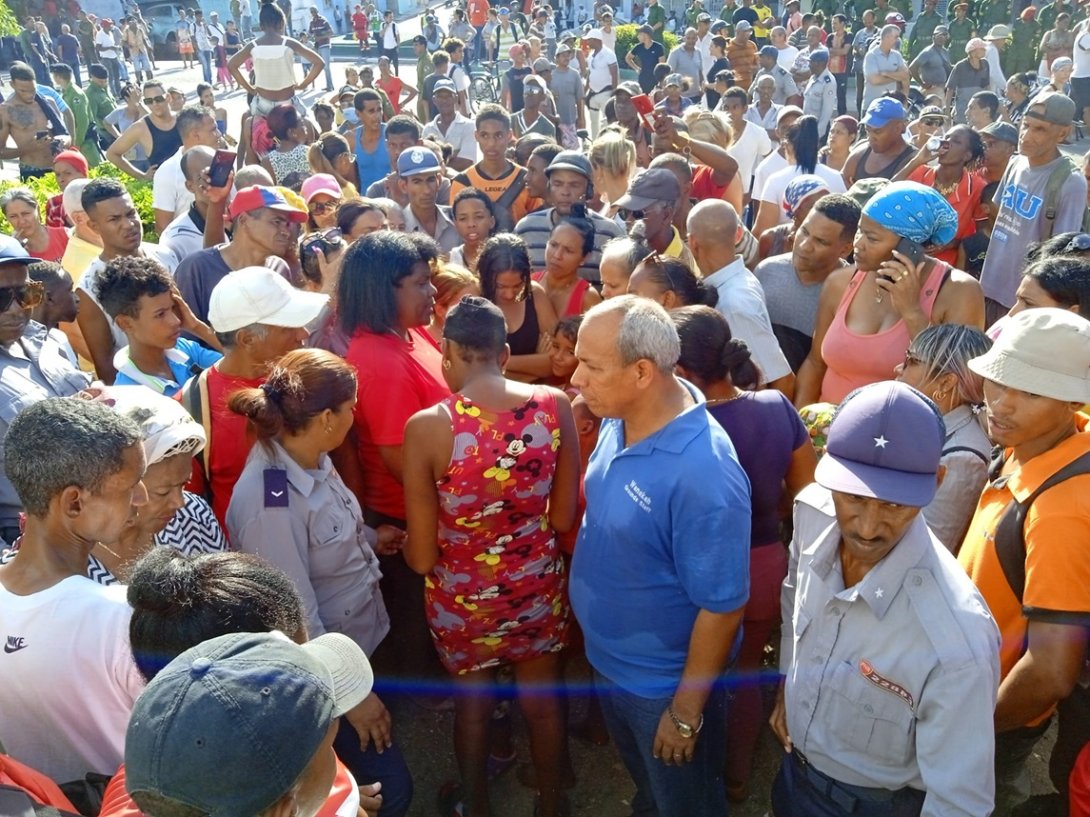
<box><xmin>404</xmin><ymin>295</ymin><xmax>580</xmax><ymax>817</ymax></box>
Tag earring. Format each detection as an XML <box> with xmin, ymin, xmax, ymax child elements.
<box><xmin>443</xmin><ymin>359</ymin><xmax>452</xmax><ymax>371</ymax></box>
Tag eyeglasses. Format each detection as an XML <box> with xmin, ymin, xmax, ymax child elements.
<box><xmin>0</xmin><ymin>281</ymin><xmax>44</xmax><ymax>312</ymax></box>
<box><xmin>921</xmin><ymin>117</ymin><xmax>945</xmax><ymax>127</ymax></box>
<box><xmin>1064</xmin><ymin>233</ymin><xmax>1090</xmax><ymax>253</ymax></box>
<box><xmin>309</xmin><ymin>199</ymin><xmax>341</xmax><ymax>214</ymax></box>
<box><xmin>619</xmin><ymin>206</ymin><xmax>660</xmax><ymax>220</ymax></box>
<box><xmin>143</xmin><ymin>94</ymin><xmax>167</xmax><ymax>105</ymax></box>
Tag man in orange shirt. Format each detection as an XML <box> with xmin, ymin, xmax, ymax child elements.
<box><xmin>449</xmin><ymin>104</ymin><xmax>532</xmax><ymax>231</ymax></box>
<box><xmin>959</xmin><ymin>307</ymin><xmax>1090</xmax><ymax>815</ymax></box>
<box><xmin>726</xmin><ymin>20</ymin><xmax>759</xmax><ymax>88</ymax></box>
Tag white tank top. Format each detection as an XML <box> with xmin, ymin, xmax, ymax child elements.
<box><xmin>251</xmin><ymin>42</ymin><xmax>297</xmax><ymax>91</ymax></box>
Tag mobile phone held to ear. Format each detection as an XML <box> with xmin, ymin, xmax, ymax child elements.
<box><xmin>895</xmin><ymin>236</ymin><xmax>926</xmax><ymax>267</ymax></box>
<box><xmin>208</xmin><ymin>149</ymin><xmax>237</xmax><ymax>188</ymax></box>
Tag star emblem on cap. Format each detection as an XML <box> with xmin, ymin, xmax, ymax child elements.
<box><xmin>873</xmin><ymin>435</ymin><xmax>889</xmax><ymax>448</ymax></box>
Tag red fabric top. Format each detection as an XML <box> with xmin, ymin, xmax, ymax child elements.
<box><xmin>347</xmin><ymin>327</ymin><xmax>450</xmax><ymax>519</ymax></box>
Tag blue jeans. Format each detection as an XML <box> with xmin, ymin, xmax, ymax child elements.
<box><xmin>333</xmin><ymin>717</ymin><xmax>413</xmax><ymax>817</ymax></box>
<box><xmin>198</xmin><ymin>48</ymin><xmax>213</xmax><ymax>82</ymax></box>
<box><xmin>594</xmin><ymin>671</ymin><xmax>728</xmax><ymax>817</ymax></box>
<box><xmin>772</xmin><ymin>752</ymin><xmax>925</xmax><ymax>817</ymax></box>
<box><xmin>319</xmin><ymin>43</ymin><xmax>333</xmax><ymax>90</ymax></box>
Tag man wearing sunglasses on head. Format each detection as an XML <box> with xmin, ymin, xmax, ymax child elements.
<box><xmin>105</xmin><ymin>80</ymin><xmax>180</xmax><ymax>183</ymax></box>
<box><xmin>0</xmin><ymin>234</ymin><xmax>90</xmax><ymax>545</ymax></box>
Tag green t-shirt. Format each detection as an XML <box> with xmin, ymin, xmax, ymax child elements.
<box><xmin>647</xmin><ymin>4</ymin><xmax>666</xmax><ymax>42</ymax></box>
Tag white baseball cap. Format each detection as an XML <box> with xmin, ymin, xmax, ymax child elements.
<box><xmin>209</xmin><ymin>268</ymin><xmax>329</xmax><ymax>333</ymax></box>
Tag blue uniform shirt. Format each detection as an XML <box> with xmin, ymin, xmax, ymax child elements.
<box><xmin>569</xmin><ymin>382</ymin><xmax>752</xmax><ymax>699</ymax></box>
<box><xmin>113</xmin><ymin>337</ymin><xmax>222</xmax><ymax>396</ymax></box>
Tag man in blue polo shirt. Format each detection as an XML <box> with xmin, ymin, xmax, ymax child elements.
<box><xmin>569</xmin><ymin>295</ymin><xmax>751</xmax><ymax>817</ymax></box>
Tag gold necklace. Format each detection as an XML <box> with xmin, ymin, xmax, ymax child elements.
<box><xmin>705</xmin><ymin>391</ymin><xmax>746</xmax><ymax>407</ymax></box>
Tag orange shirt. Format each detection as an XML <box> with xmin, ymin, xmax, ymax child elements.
<box><xmin>468</xmin><ymin>0</ymin><xmax>489</xmax><ymax>27</ymax></box>
<box><xmin>449</xmin><ymin>161</ymin><xmax>533</xmax><ymax>230</ymax></box>
<box><xmin>725</xmin><ymin>39</ymin><xmax>758</xmax><ymax>88</ymax></box>
<box><xmin>907</xmin><ymin>165</ymin><xmax>983</xmax><ymax>267</ymax></box>
<box><xmin>958</xmin><ymin>431</ymin><xmax>1090</xmax><ymax>725</ymax></box>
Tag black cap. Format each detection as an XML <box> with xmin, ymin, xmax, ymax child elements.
<box><xmin>546</xmin><ymin>150</ymin><xmax>593</xmax><ymax>180</ymax></box>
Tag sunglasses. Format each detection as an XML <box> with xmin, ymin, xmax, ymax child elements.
<box><xmin>619</xmin><ymin>206</ymin><xmax>658</xmax><ymax>220</ymax></box>
<box><xmin>0</xmin><ymin>281</ymin><xmax>43</xmax><ymax>312</ymax></box>
<box><xmin>1065</xmin><ymin>233</ymin><xmax>1090</xmax><ymax>253</ymax></box>
<box><xmin>309</xmin><ymin>199</ymin><xmax>341</xmax><ymax>214</ymax></box>
<box><xmin>143</xmin><ymin>94</ymin><xmax>167</xmax><ymax>105</ymax></box>
<box><xmin>921</xmin><ymin>117</ymin><xmax>945</xmax><ymax>127</ymax></box>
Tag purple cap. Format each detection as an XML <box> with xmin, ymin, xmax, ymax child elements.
<box><xmin>815</xmin><ymin>381</ymin><xmax>945</xmax><ymax>507</ymax></box>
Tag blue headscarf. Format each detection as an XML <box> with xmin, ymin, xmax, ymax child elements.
<box><xmin>782</xmin><ymin>175</ymin><xmax>831</xmax><ymax>220</ymax></box>
<box><xmin>861</xmin><ymin>181</ymin><xmax>959</xmax><ymax>247</ymax></box>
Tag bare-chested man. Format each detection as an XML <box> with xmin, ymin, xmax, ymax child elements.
<box><xmin>0</xmin><ymin>62</ymin><xmax>69</xmax><ymax>181</ymax></box>
<box><xmin>105</xmin><ymin>81</ymin><xmax>181</xmax><ymax>181</ymax></box>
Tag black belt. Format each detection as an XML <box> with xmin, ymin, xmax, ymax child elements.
<box><xmin>791</xmin><ymin>751</ymin><xmax>924</xmax><ymax>812</ymax></box>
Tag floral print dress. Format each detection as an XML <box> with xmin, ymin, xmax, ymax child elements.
<box><xmin>426</xmin><ymin>387</ymin><xmax>569</xmax><ymax>675</ymax></box>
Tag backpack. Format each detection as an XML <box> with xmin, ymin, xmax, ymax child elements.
<box><xmin>1041</xmin><ymin>154</ymin><xmax>1080</xmax><ymax>241</ymax></box>
<box><xmin>991</xmin><ymin>449</ymin><xmax>1090</xmax><ymax>602</ymax></box>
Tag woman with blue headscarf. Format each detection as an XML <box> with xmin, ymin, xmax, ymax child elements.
<box><xmin>795</xmin><ymin>181</ymin><xmax>986</xmax><ymax>406</ymax></box>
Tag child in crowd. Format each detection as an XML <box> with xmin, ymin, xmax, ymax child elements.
<box><xmin>212</xmin><ymin>35</ymin><xmax>235</xmax><ymax>91</ymax></box>
<box><xmin>547</xmin><ymin>315</ymin><xmax>581</xmax><ymax>393</ymax></box>
<box><xmin>957</xmin><ymin>180</ymin><xmax>999</xmax><ymax>280</ymax></box>
<box><xmin>94</xmin><ymin>256</ymin><xmax>222</xmax><ymax>396</ymax></box>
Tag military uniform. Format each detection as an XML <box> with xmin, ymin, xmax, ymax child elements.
<box><xmin>1005</xmin><ymin>18</ymin><xmax>1040</xmax><ymax>73</ymax></box>
<box><xmin>977</xmin><ymin>0</ymin><xmax>1010</xmax><ymax>29</ymax></box>
<box><xmin>947</xmin><ymin>16</ymin><xmax>977</xmax><ymax>62</ymax></box>
<box><xmin>907</xmin><ymin>9</ymin><xmax>943</xmax><ymax>59</ymax></box>
<box><xmin>1038</xmin><ymin>1</ymin><xmax>1073</xmax><ymax>34</ymax></box>
<box><xmin>776</xmin><ymin>484</ymin><xmax>1002</xmax><ymax>817</ymax></box>
<box><xmin>751</xmin><ymin>63</ymin><xmax>800</xmax><ymax>102</ymax></box>
<box><xmin>803</xmin><ymin>67</ymin><xmax>837</xmax><ymax>137</ymax></box>
<box><xmin>812</xmin><ymin>0</ymin><xmax>838</xmax><ymax>30</ymax></box>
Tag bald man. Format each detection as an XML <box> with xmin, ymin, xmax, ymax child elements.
<box><xmin>160</xmin><ymin>145</ymin><xmax>218</xmax><ymax>261</ymax></box>
<box><xmin>687</xmin><ymin>199</ymin><xmax>794</xmax><ymax>397</ymax></box>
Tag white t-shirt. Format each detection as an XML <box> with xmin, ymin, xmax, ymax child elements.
<box><xmin>776</xmin><ymin>45</ymin><xmax>799</xmax><ymax>71</ymax></box>
<box><xmin>726</xmin><ymin>119</ymin><xmax>773</xmax><ymax>196</ymax></box>
<box><xmin>160</xmin><ymin>209</ymin><xmax>204</xmax><ymax>262</ymax></box>
<box><xmin>95</xmin><ymin>29</ymin><xmax>118</xmax><ymax>58</ymax></box>
<box><xmin>449</xmin><ymin>63</ymin><xmax>471</xmax><ymax>96</ymax></box>
<box><xmin>1073</xmin><ymin>26</ymin><xmax>1090</xmax><ymax>78</ymax></box>
<box><xmin>152</xmin><ymin>148</ymin><xmax>194</xmax><ymax>218</ymax></box>
<box><xmin>0</xmin><ymin>576</ymin><xmax>145</xmax><ymax>782</ymax></box>
<box><xmin>601</xmin><ymin>27</ymin><xmax>617</xmax><ymax>53</ymax></box>
<box><xmin>752</xmin><ymin>149</ymin><xmax>789</xmax><ymax>203</ymax></box>
<box><xmin>758</xmin><ymin>162</ymin><xmax>847</xmax><ymax>223</ymax></box>
<box><xmin>79</xmin><ymin>242</ymin><xmax>180</xmax><ymax>354</ymax></box>
<box><xmin>587</xmin><ymin>46</ymin><xmax>618</xmax><ymax>94</ymax></box>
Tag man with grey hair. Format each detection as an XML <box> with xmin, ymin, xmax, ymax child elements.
<box><xmin>862</xmin><ymin>24</ymin><xmax>910</xmax><ymax>110</ymax></box>
<box><xmin>0</xmin><ymin>397</ymin><xmax>147</xmax><ymax>783</ymax></box>
<box><xmin>569</xmin><ymin>295</ymin><xmax>751</xmax><ymax>817</ymax></box>
<box><xmin>59</xmin><ymin>177</ymin><xmax>102</xmax><ymax>281</ymax></box>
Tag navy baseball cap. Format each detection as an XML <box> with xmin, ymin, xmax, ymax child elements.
<box><xmin>816</xmin><ymin>381</ymin><xmax>945</xmax><ymax>507</ymax></box>
<box><xmin>759</xmin><ymin>44</ymin><xmax>778</xmax><ymax>58</ymax></box>
<box><xmin>809</xmin><ymin>47</ymin><xmax>830</xmax><ymax>62</ymax></box>
<box><xmin>862</xmin><ymin>97</ymin><xmax>906</xmax><ymax>127</ymax></box>
<box><xmin>397</xmin><ymin>146</ymin><xmax>441</xmax><ymax>177</ymax></box>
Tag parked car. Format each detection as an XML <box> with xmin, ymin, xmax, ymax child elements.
<box><xmin>139</xmin><ymin>1</ymin><xmax>187</xmax><ymax>59</ymax></box>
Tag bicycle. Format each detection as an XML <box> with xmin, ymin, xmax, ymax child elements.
<box><xmin>469</xmin><ymin>60</ymin><xmax>502</xmax><ymax>111</ymax></box>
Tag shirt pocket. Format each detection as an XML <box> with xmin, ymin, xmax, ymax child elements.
<box><xmin>309</xmin><ymin>501</ymin><xmax>358</xmax><ymax>579</ymax></box>
<box><xmin>824</xmin><ymin>660</ymin><xmax>915</xmax><ymax>767</ymax></box>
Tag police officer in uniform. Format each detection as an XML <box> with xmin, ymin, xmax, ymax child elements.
<box><xmin>751</xmin><ymin>43</ymin><xmax>801</xmax><ymax>103</ymax></box>
<box><xmin>802</xmin><ymin>47</ymin><xmax>836</xmax><ymax>139</ymax></box>
<box><xmin>771</xmin><ymin>381</ymin><xmax>1001</xmax><ymax>817</ymax></box>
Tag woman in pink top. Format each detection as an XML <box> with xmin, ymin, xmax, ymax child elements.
<box><xmin>796</xmin><ymin>181</ymin><xmax>985</xmax><ymax>407</ymax></box>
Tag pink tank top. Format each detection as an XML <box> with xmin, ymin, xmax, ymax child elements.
<box><xmin>820</xmin><ymin>261</ymin><xmax>951</xmax><ymax>404</ymax></box>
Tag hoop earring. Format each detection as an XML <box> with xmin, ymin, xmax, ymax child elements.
<box><xmin>443</xmin><ymin>359</ymin><xmax>452</xmax><ymax>371</ymax></box>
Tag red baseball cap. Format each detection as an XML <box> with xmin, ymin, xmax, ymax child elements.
<box><xmin>228</xmin><ymin>186</ymin><xmax>308</xmax><ymax>223</ymax></box>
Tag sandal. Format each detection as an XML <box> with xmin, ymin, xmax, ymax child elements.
<box><xmin>436</xmin><ymin>781</ymin><xmax>465</xmax><ymax>817</ymax></box>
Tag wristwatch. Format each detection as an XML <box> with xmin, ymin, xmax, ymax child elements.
<box><xmin>668</xmin><ymin>705</ymin><xmax>703</xmax><ymax>739</ymax></box>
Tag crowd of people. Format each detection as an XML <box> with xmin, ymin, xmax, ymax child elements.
<box><xmin>1</xmin><ymin>0</ymin><xmax>1090</xmax><ymax>816</ymax></box>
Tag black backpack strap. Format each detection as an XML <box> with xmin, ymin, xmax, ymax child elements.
<box><xmin>942</xmin><ymin>445</ymin><xmax>990</xmax><ymax>465</ymax></box>
<box><xmin>992</xmin><ymin>450</ymin><xmax>1090</xmax><ymax>603</ymax></box>
<box><xmin>491</xmin><ymin>168</ymin><xmax>527</xmax><ymax>231</ymax></box>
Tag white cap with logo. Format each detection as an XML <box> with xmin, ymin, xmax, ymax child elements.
<box><xmin>209</xmin><ymin>268</ymin><xmax>330</xmax><ymax>333</ymax></box>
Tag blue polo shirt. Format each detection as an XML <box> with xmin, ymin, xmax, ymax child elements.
<box><xmin>569</xmin><ymin>383</ymin><xmax>752</xmax><ymax>699</ymax></box>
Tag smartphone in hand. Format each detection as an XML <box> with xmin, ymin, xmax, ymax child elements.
<box><xmin>208</xmin><ymin>149</ymin><xmax>237</xmax><ymax>188</ymax></box>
